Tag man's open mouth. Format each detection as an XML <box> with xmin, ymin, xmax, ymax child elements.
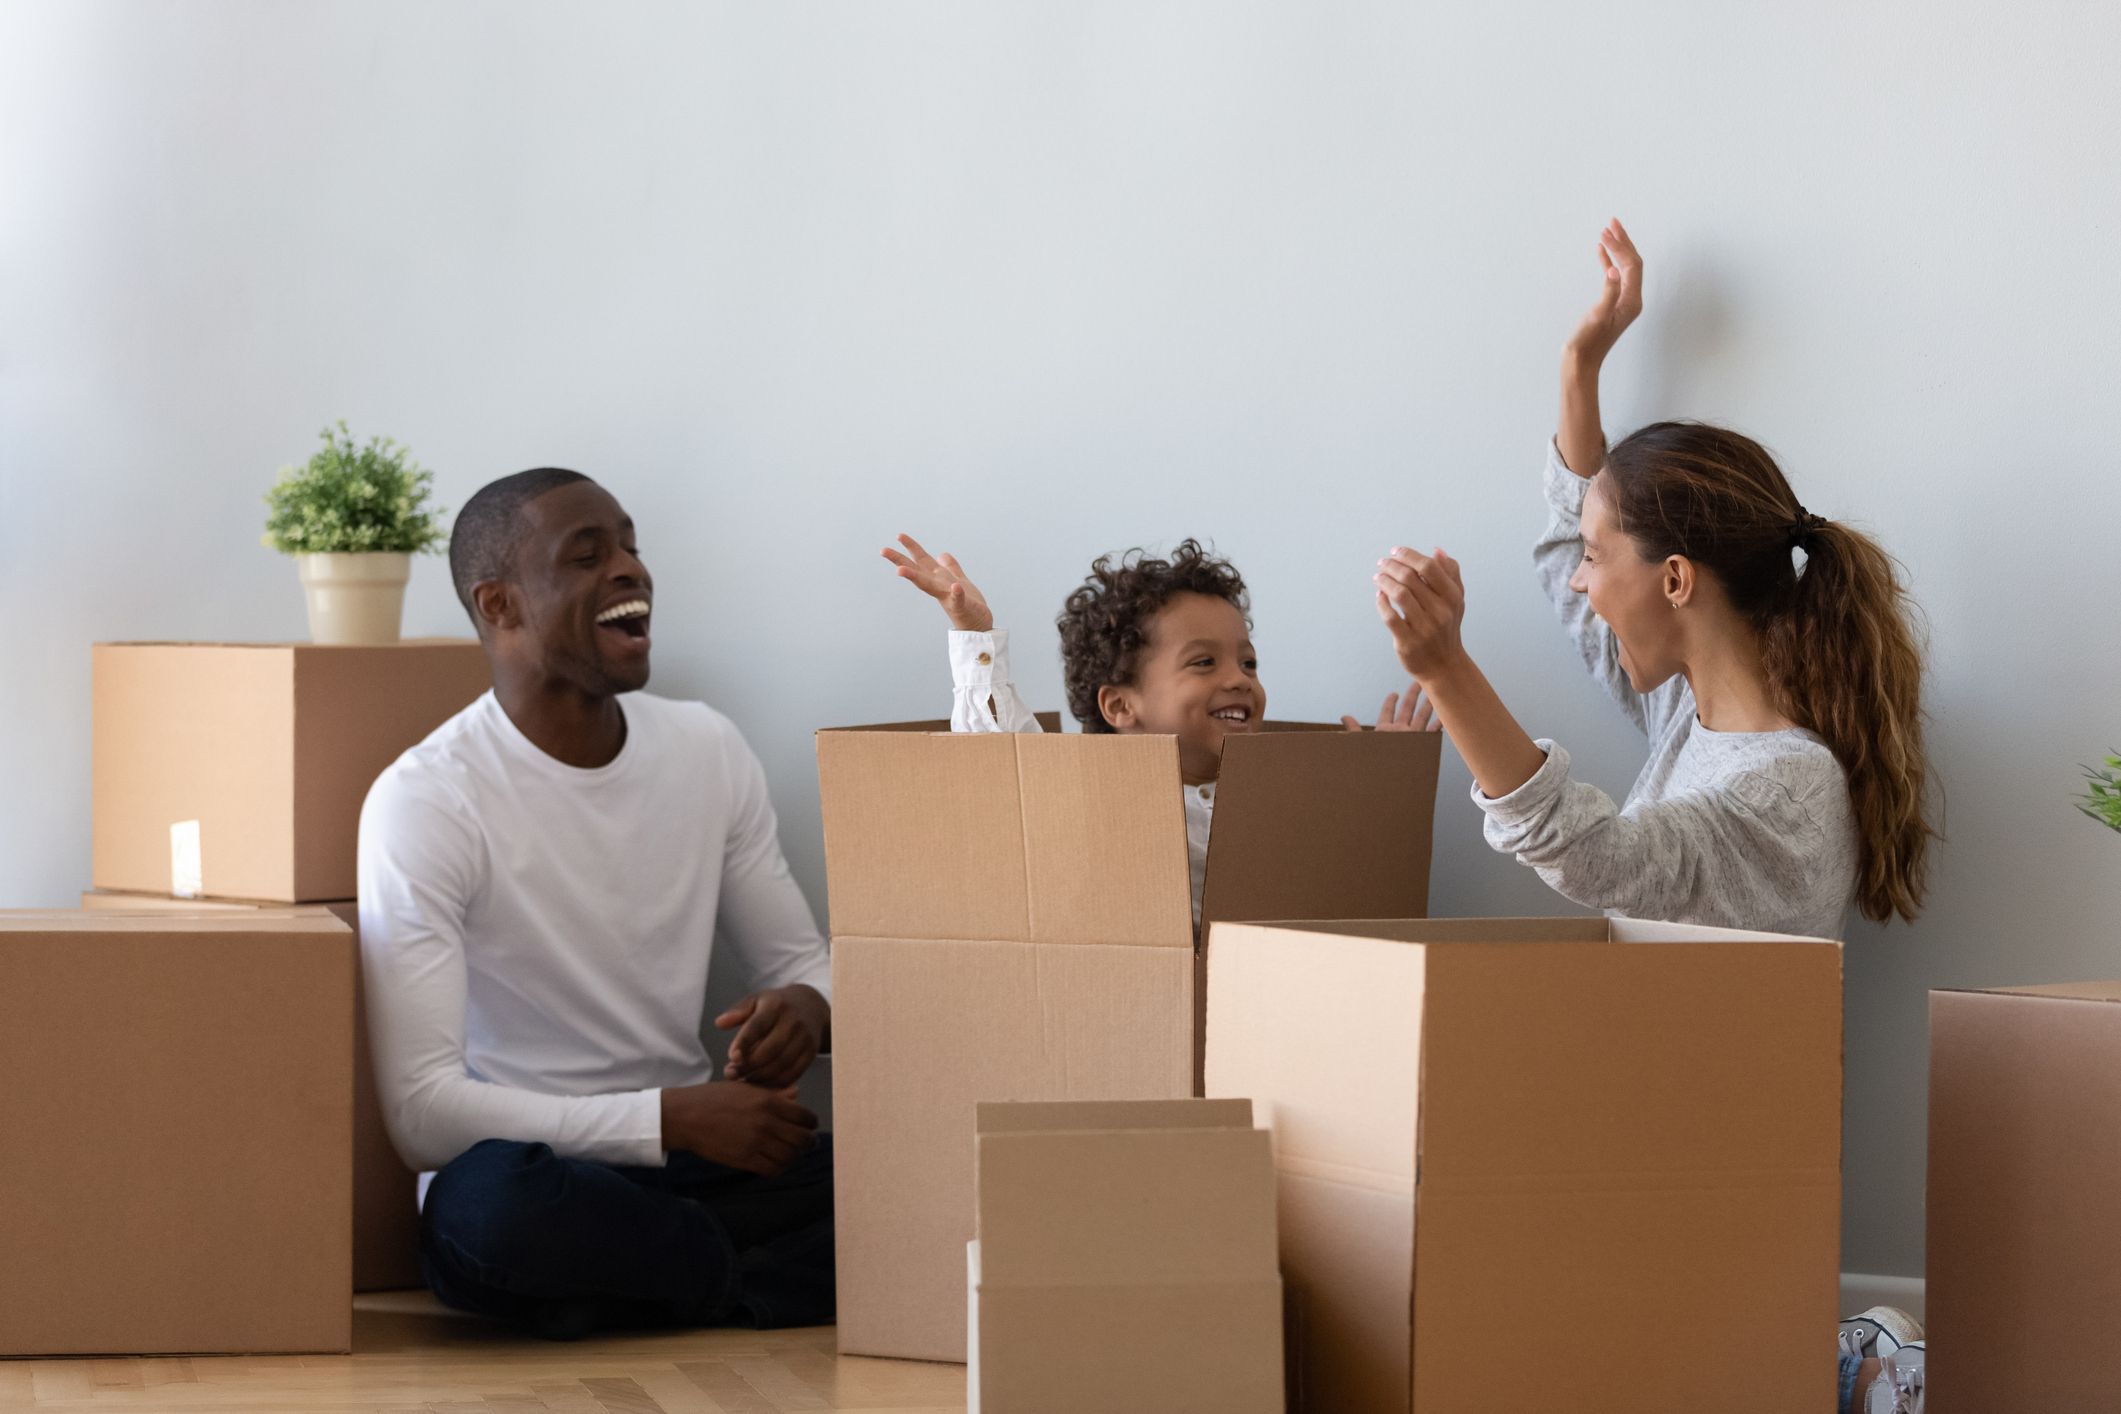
<box><xmin>595</xmin><ymin>598</ymin><xmax>652</xmax><ymax>644</ymax></box>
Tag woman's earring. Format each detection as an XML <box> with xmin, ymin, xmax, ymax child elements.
<box><xmin>1670</xmin><ymin>600</ymin><xmax>1681</xmax><ymax>609</ymax></box>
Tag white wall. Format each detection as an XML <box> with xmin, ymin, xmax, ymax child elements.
<box><xmin>3</xmin><ymin>0</ymin><xmax>2116</xmax><ymax>1279</ymax></box>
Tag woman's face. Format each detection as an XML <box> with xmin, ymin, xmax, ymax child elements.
<box><xmin>1572</xmin><ymin>475</ymin><xmax>1685</xmax><ymax>693</ymax></box>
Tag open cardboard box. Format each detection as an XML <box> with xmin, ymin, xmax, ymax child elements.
<box><xmin>76</xmin><ymin>889</ymin><xmax>425</xmax><ymax>1294</ymax></box>
<box><xmin>92</xmin><ymin>640</ymin><xmax>490</xmax><ymax>903</ymax></box>
<box><xmin>1206</xmin><ymin>915</ymin><xmax>1844</xmax><ymax>1414</ymax></box>
<box><xmin>818</xmin><ymin>719</ymin><xmax>1440</xmax><ymax>1363</ymax></box>
<box><xmin>0</xmin><ymin>908</ymin><xmax>356</xmax><ymax>1355</ymax></box>
<box><xmin>967</xmin><ymin>1099</ymin><xmax>1283</xmax><ymax>1414</ymax></box>
<box><xmin>1927</xmin><ymin>981</ymin><xmax>2121</xmax><ymax>1410</ymax></box>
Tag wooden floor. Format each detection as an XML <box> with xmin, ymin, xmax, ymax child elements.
<box><xmin>0</xmin><ymin>1294</ymin><xmax>966</xmax><ymax>1413</ymax></box>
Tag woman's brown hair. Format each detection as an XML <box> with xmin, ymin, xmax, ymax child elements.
<box><xmin>1602</xmin><ymin>421</ymin><xmax>1934</xmax><ymax>923</ymax></box>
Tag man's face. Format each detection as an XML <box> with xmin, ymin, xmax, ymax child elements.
<box><xmin>1100</xmin><ymin>592</ymin><xmax>1266</xmax><ymax>783</ymax></box>
<box><xmin>486</xmin><ymin>480</ymin><xmax>655</xmax><ymax>696</ymax></box>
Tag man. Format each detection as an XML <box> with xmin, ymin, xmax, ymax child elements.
<box><xmin>357</xmin><ymin>468</ymin><xmax>833</xmax><ymax>1339</ymax></box>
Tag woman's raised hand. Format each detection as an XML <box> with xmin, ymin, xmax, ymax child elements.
<box><xmin>881</xmin><ymin>533</ymin><xmax>994</xmax><ymax>633</ymax></box>
<box><xmin>1565</xmin><ymin>218</ymin><xmax>1644</xmax><ymax>367</ymax></box>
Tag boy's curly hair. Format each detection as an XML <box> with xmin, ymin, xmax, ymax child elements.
<box><xmin>1055</xmin><ymin>539</ymin><xmax>1250</xmax><ymax>732</ymax></box>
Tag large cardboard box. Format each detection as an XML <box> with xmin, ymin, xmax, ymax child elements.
<box><xmin>0</xmin><ymin>909</ymin><xmax>356</xmax><ymax>1355</ymax></box>
<box><xmin>92</xmin><ymin>640</ymin><xmax>490</xmax><ymax>902</ymax></box>
<box><xmin>1927</xmin><ymin>981</ymin><xmax>2121</xmax><ymax>1410</ymax></box>
<box><xmin>1206</xmin><ymin>915</ymin><xmax>1844</xmax><ymax>1413</ymax></box>
<box><xmin>818</xmin><ymin>722</ymin><xmax>1440</xmax><ymax>1363</ymax></box>
<box><xmin>79</xmin><ymin>889</ymin><xmax>425</xmax><ymax>1292</ymax></box>
<box><xmin>967</xmin><ymin>1099</ymin><xmax>1283</xmax><ymax>1414</ymax></box>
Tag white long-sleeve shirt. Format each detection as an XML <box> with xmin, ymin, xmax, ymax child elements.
<box><xmin>1474</xmin><ymin>443</ymin><xmax>1859</xmax><ymax>940</ymax></box>
<box><xmin>356</xmin><ymin>690</ymin><xmax>832</xmax><ymax>1172</ymax></box>
<box><xmin>948</xmin><ymin>629</ymin><xmax>1214</xmax><ymax>923</ymax></box>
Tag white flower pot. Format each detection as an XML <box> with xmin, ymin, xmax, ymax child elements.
<box><xmin>296</xmin><ymin>552</ymin><xmax>411</xmax><ymax>645</ymax></box>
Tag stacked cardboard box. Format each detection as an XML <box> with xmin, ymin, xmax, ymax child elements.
<box><xmin>817</xmin><ymin>720</ymin><xmax>1440</xmax><ymax>1362</ymax></box>
<box><xmin>0</xmin><ymin>909</ymin><xmax>356</xmax><ymax>1354</ymax></box>
<box><xmin>81</xmin><ymin>890</ymin><xmax>424</xmax><ymax>1293</ymax></box>
<box><xmin>1206</xmin><ymin>915</ymin><xmax>1844</xmax><ymax>1413</ymax></box>
<box><xmin>1928</xmin><ymin>981</ymin><xmax>2121</xmax><ymax>1409</ymax></box>
<box><xmin>967</xmin><ymin>1099</ymin><xmax>1284</xmax><ymax>1414</ymax></box>
<box><xmin>82</xmin><ymin>640</ymin><xmax>490</xmax><ymax>1302</ymax></box>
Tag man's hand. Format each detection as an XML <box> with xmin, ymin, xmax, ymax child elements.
<box><xmin>716</xmin><ymin>984</ymin><xmax>830</xmax><ymax>1089</ymax></box>
<box><xmin>881</xmin><ymin>533</ymin><xmax>994</xmax><ymax>633</ymax></box>
<box><xmin>660</xmin><ymin>1080</ymin><xmax>819</xmax><ymax>1175</ymax></box>
<box><xmin>1565</xmin><ymin>218</ymin><xmax>1644</xmax><ymax>368</ymax></box>
<box><xmin>1341</xmin><ymin>684</ymin><xmax>1441</xmax><ymax>733</ymax></box>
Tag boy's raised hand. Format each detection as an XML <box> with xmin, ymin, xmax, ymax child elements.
<box><xmin>1341</xmin><ymin>684</ymin><xmax>1441</xmax><ymax>733</ymax></box>
<box><xmin>1565</xmin><ymin>218</ymin><xmax>1644</xmax><ymax>367</ymax></box>
<box><xmin>882</xmin><ymin>533</ymin><xmax>994</xmax><ymax>633</ymax></box>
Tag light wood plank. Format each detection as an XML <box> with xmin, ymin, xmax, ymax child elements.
<box><xmin>0</xmin><ymin>1295</ymin><xmax>968</xmax><ymax>1413</ymax></box>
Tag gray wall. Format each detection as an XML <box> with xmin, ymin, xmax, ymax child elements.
<box><xmin>4</xmin><ymin>1</ymin><xmax>2117</xmax><ymax>1278</ymax></box>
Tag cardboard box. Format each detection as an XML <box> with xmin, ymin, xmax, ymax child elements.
<box><xmin>967</xmin><ymin>1099</ymin><xmax>1283</xmax><ymax>1414</ymax></box>
<box><xmin>1206</xmin><ymin>915</ymin><xmax>1843</xmax><ymax>1413</ymax></box>
<box><xmin>1927</xmin><ymin>981</ymin><xmax>2121</xmax><ymax>1410</ymax></box>
<box><xmin>79</xmin><ymin>890</ymin><xmax>424</xmax><ymax>1292</ymax></box>
<box><xmin>0</xmin><ymin>909</ymin><xmax>356</xmax><ymax>1354</ymax></box>
<box><xmin>92</xmin><ymin>640</ymin><xmax>490</xmax><ymax>902</ymax></box>
<box><xmin>818</xmin><ymin>722</ymin><xmax>1439</xmax><ymax>1363</ymax></box>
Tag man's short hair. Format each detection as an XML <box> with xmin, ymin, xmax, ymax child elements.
<box><xmin>449</xmin><ymin>468</ymin><xmax>593</xmax><ymax>623</ymax></box>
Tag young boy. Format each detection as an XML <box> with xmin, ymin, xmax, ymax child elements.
<box><xmin>883</xmin><ymin>533</ymin><xmax>1433</xmax><ymax>922</ymax></box>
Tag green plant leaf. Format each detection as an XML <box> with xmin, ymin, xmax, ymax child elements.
<box><xmin>263</xmin><ymin>423</ymin><xmax>447</xmax><ymax>555</ymax></box>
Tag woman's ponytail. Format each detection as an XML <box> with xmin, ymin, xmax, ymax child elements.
<box><xmin>1604</xmin><ymin>422</ymin><xmax>1936</xmax><ymax>922</ymax></box>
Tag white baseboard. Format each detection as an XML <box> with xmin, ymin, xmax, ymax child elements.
<box><xmin>1841</xmin><ymin>1272</ymin><xmax>1926</xmax><ymax>1322</ymax></box>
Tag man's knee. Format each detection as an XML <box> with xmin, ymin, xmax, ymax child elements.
<box><xmin>422</xmin><ymin>1139</ymin><xmax>571</xmax><ymax>1265</ymax></box>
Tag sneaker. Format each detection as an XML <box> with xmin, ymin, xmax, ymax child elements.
<box><xmin>1839</xmin><ymin>1307</ymin><xmax>1921</xmax><ymax>1413</ymax></box>
<box><xmin>1864</xmin><ymin>1341</ymin><xmax>1925</xmax><ymax>1414</ymax></box>
<box><xmin>1840</xmin><ymin>1305</ymin><xmax>1923</xmax><ymax>1362</ymax></box>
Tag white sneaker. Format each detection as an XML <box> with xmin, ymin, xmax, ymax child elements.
<box><xmin>1840</xmin><ymin>1305</ymin><xmax>1923</xmax><ymax>1361</ymax></box>
<box><xmin>1864</xmin><ymin>1340</ymin><xmax>1925</xmax><ymax>1414</ymax></box>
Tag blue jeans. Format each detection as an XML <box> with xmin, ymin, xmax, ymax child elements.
<box><xmin>420</xmin><ymin>1135</ymin><xmax>835</xmax><ymax>1338</ymax></box>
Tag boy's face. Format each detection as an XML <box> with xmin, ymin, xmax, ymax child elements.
<box><xmin>1097</xmin><ymin>592</ymin><xmax>1265</xmax><ymax>784</ymax></box>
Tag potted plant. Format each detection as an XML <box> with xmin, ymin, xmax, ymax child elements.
<box><xmin>2082</xmin><ymin>751</ymin><xmax>2121</xmax><ymax>834</ymax></box>
<box><xmin>263</xmin><ymin>423</ymin><xmax>447</xmax><ymax>645</ymax></box>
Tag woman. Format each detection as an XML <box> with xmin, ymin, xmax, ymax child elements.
<box><xmin>1376</xmin><ymin>221</ymin><xmax>1938</xmax><ymax>1411</ymax></box>
<box><xmin>1374</xmin><ymin>220</ymin><xmax>1933</xmax><ymax>940</ymax></box>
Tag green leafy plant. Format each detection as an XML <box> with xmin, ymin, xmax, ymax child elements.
<box><xmin>2083</xmin><ymin>752</ymin><xmax>2121</xmax><ymax>834</ymax></box>
<box><xmin>262</xmin><ymin>422</ymin><xmax>446</xmax><ymax>555</ymax></box>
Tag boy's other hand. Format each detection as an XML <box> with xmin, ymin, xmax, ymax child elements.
<box><xmin>659</xmin><ymin>1080</ymin><xmax>818</xmax><ymax>1175</ymax></box>
<box><xmin>717</xmin><ymin>984</ymin><xmax>830</xmax><ymax>1090</ymax></box>
<box><xmin>882</xmin><ymin>533</ymin><xmax>994</xmax><ymax>632</ymax></box>
<box><xmin>1564</xmin><ymin>218</ymin><xmax>1643</xmax><ymax>367</ymax></box>
<box><xmin>1341</xmin><ymin>684</ymin><xmax>1440</xmax><ymax>733</ymax></box>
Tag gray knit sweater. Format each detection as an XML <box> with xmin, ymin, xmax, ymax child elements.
<box><xmin>1474</xmin><ymin>444</ymin><xmax>1860</xmax><ymax>941</ymax></box>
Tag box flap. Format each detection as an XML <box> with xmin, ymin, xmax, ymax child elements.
<box><xmin>818</xmin><ymin>731</ymin><xmax>1035</xmax><ymax>941</ymax></box>
<box><xmin>977</xmin><ymin>1126</ymin><xmax>1276</xmax><ymax>1286</ymax></box>
<box><xmin>1199</xmin><ymin>729</ymin><xmax>1441</xmax><ymax>930</ymax></box>
<box><xmin>1608</xmin><ymin>915</ymin><xmax>1838</xmax><ymax>945</ymax></box>
<box><xmin>977</xmin><ymin>1098</ymin><xmax>1253</xmax><ymax>1135</ymax></box>
<box><xmin>0</xmin><ymin>910</ymin><xmax>347</xmax><ymax>936</ymax></box>
<box><xmin>1204</xmin><ymin>922</ymin><xmax>1428</xmax><ymax>1188</ymax></box>
<box><xmin>821</xmin><ymin>713</ymin><xmax>1062</xmax><ymax>734</ymax></box>
<box><xmin>1935</xmin><ymin>980</ymin><xmax>2121</xmax><ymax>1003</ymax></box>
<box><xmin>1416</xmin><ymin>940</ymin><xmax>1843</xmax><ymax>1186</ymax></box>
<box><xmin>818</xmin><ymin>729</ymin><xmax>1193</xmax><ymax>949</ymax></box>
<box><xmin>1016</xmin><ymin>734</ymin><xmax>1192</xmax><ymax>947</ymax></box>
<box><xmin>1261</xmin><ymin>916</ymin><xmax>1609</xmax><ymax>944</ymax></box>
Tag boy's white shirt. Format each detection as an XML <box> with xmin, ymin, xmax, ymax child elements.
<box><xmin>948</xmin><ymin>629</ymin><xmax>1212</xmax><ymax>924</ymax></box>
